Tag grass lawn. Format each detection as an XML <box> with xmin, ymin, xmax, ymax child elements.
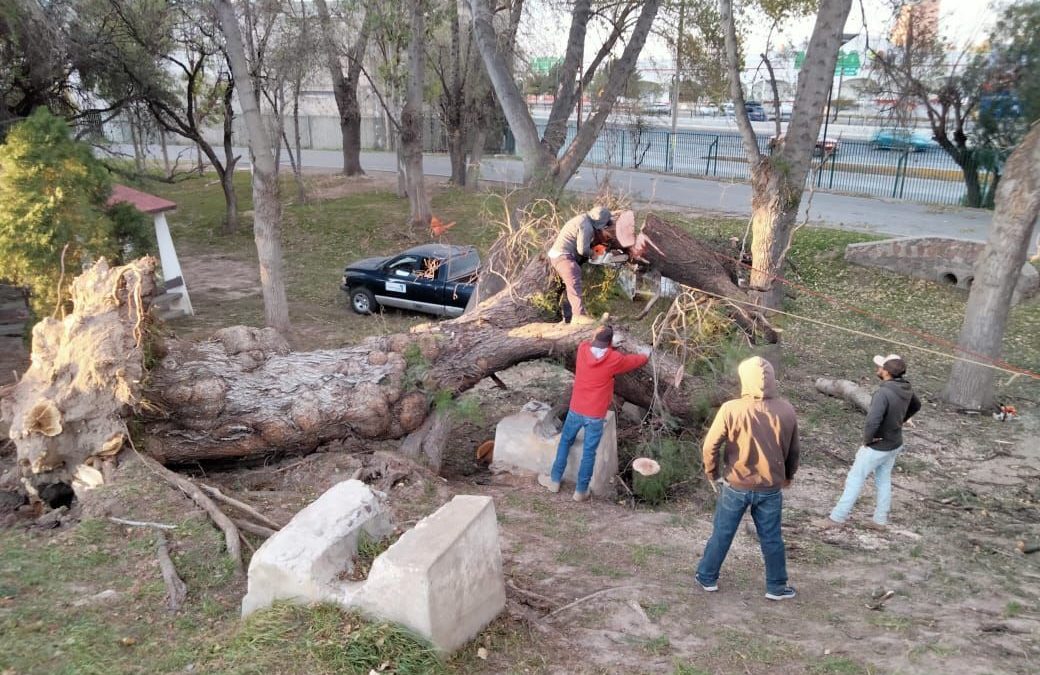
<box><xmin>2</xmin><ymin>169</ymin><xmax>1038</xmax><ymax>674</ymax></box>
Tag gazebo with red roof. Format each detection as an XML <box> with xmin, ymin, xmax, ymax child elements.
<box><xmin>108</xmin><ymin>184</ymin><xmax>194</xmax><ymax>318</ymax></box>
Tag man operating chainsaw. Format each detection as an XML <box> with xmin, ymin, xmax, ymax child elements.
<box><xmin>547</xmin><ymin>206</ymin><xmax>616</xmax><ymax>325</ymax></box>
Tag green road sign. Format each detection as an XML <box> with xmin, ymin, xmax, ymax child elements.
<box><xmin>793</xmin><ymin>50</ymin><xmax>860</xmax><ymax>76</ymax></box>
<box><xmin>531</xmin><ymin>57</ymin><xmax>561</xmax><ymax>75</ymax></box>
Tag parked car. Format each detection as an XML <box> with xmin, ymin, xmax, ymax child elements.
<box><xmin>341</xmin><ymin>244</ymin><xmax>480</xmax><ymax>317</ymax></box>
<box><xmin>768</xmin><ymin>133</ymin><xmax>840</xmax><ymax>156</ymax></box>
<box><xmin>745</xmin><ymin>101</ymin><xmax>767</xmax><ymax>121</ymax></box>
<box><xmin>871</xmin><ymin>128</ymin><xmax>935</xmax><ymax>152</ymax></box>
<box><xmin>644</xmin><ymin>102</ymin><xmax>671</xmax><ymax>116</ymax></box>
<box><xmin>767</xmin><ymin>103</ymin><xmax>792</xmax><ymax>121</ymax></box>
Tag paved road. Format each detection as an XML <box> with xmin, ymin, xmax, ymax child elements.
<box><xmin>126</xmin><ymin>143</ymin><xmax>1033</xmax><ymax>248</ymax></box>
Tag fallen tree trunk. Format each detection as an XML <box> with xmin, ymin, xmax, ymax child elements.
<box><xmin>815</xmin><ymin>378</ymin><xmax>872</xmax><ymax>413</ymax></box>
<box><xmin>5</xmin><ymin>216</ymin><xmax>753</xmax><ymax>480</ymax></box>
<box><xmin>638</xmin><ymin>214</ymin><xmax>779</xmax><ymax>343</ymax></box>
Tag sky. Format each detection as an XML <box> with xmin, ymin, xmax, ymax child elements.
<box><xmin>520</xmin><ymin>0</ymin><xmax>1001</xmax><ymax>82</ymax></box>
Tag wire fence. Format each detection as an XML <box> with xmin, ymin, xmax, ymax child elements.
<box><xmin>103</xmin><ymin>113</ymin><xmax>987</xmax><ymax>208</ymax></box>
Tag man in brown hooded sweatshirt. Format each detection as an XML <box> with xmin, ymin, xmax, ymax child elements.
<box><xmin>695</xmin><ymin>356</ymin><xmax>800</xmax><ymax>600</ymax></box>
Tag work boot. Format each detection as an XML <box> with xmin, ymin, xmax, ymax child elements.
<box><xmin>571</xmin><ymin>314</ymin><xmax>597</xmax><ymax>326</ymax></box>
<box><xmin>537</xmin><ymin>474</ymin><xmax>560</xmax><ymax>493</ymax></box>
<box><xmin>572</xmin><ymin>490</ymin><xmax>590</xmax><ymax>502</ymax></box>
<box><xmin>815</xmin><ymin>517</ymin><xmax>845</xmax><ymax>530</ymax></box>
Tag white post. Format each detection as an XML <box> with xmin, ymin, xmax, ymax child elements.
<box><xmin>153</xmin><ymin>212</ymin><xmax>194</xmax><ymax>316</ymax></box>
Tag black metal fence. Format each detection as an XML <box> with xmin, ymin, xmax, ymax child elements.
<box><xmin>523</xmin><ymin>124</ymin><xmax>989</xmax><ymax>207</ymax></box>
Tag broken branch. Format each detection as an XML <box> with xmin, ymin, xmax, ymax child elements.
<box><xmin>156</xmin><ymin>530</ymin><xmax>187</xmax><ymax>613</ymax></box>
<box><xmin>815</xmin><ymin>378</ymin><xmax>872</xmax><ymax>413</ymax></box>
<box><xmin>232</xmin><ymin>517</ymin><xmax>278</xmax><ymax>539</ymax></box>
<box><xmin>200</xmin><ymin>483</ymin><xmax>284</xmax><ymax>530</ymax></box>
<box><xmin>134</xmin><ymin>449</ymin><xmax>243</xmax><ymax>575</ymax></box>
<box><xmin>109</xmin><ymin>517</ymin><xmax>177</xmax><ymax>530</ymax></box>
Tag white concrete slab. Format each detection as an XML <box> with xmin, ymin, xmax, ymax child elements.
<box><xmin>355</xmin><ymin>495</ymin><xmax>505</xmax><ymax>653</ymax></box>
<box><xmin>491</xmin><ymin>408</ymin><xmax>617</xmax><ymax>497</ymax></box>
<box><xmin>240</xmin><ymin>479</ymin><xmax>393</xmax><ymax>617</ymax></box>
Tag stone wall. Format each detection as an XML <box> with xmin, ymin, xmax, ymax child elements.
<box><xmin>844</xmin><ymin>237</ymin><xmax>1039</xmax><ymax>305</ymax></box>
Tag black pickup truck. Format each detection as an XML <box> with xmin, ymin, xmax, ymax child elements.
<box><xmin>341</xmin><ymin>244</ymin><xmax>480</xmax><ymax>317</ymax></box>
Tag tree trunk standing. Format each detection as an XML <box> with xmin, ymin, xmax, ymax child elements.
<box><xmin>313</xmin><ymin>0</ymin><xmax>369</xmax><ymax>176</ymax></box>
<box><xmin>220</xmin><ymin>80</ymin><xmax>240</xmax><ymax>234</ymax></box>
<box><xmin>159</xmin><ymin>128</ymin><xmax>171</xmax><ymax>178</ymax></box>
<box><xmin>469</xmin><ymin>0</ymin><xmax>660</xmax><ymax>193</ymax></box>
<box><xmin>401</xmin><ymin>0</ymin><xmax>432</xmax><ymax>228</ymax></box>
<box><xmin>719</xmin><ymin>0</ymin><xmax>853</xmax><ymax>311</ymax></box>
<box><xmin>959</xmin><ymin>154</ymin><xmax>982</xmax><ymax>208</ymax></box>
<box><xmin>214</xmin><ymin>0</ymin><xmax>291</xmax><ymax>335</ymax></box>
<box><xmin>943</xmin><ymin>125</ymin><xmax>1040</xmax><ymax>409</ymax></box>
<box><xmin>291</xmin><ymin>78</ymin><xmax>306</xmax><ymax>202</ymax></box>
<box><xmin>465</xmin><ymin>124</ymin><xmax>487</xmax><ymax>191</ymax></box>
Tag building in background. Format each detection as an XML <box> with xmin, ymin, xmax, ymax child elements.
<box><xmin>891</xmin><ymin>0</ymin><xmax>941</xmax><ymax>46</ymax></box>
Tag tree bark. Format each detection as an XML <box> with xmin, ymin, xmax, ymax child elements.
<box><xmin>401</xmin><ymin>0</ymin><xmax>432</xmax><ymax>228</ymax></box>
<box><xmin>314</xmin><ymin>0</ymin><xmax>369</xmax><ymax>176</ymax></box>
<box><xmin>720</xmin><ymin>0</ymin><xmax>853</xmax><ymax>310</ymax></box>
<box><xmin>638</xmin><ymin>214</ymin><xmax>779</xmax><ymax>343</ymax></box>
<box><xmin>220</xmin><ymin>80</ymin><xmax>240</xmax><ymax>234</ymax></box>
<box><xmin>943</xmin><ymin>125</ymin><xmax>1040</xmax><ymax>409</ymax></box>
<box><xmin>214</xmin><ymin>0</ymin><xmax>291</xmax><ymax>335</ymax></box>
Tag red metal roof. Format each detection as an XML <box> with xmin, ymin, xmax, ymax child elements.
<box><xmin>107</xmin><ymin>184</ymin><xmax>177</xmax><ymax>215</ymax></box>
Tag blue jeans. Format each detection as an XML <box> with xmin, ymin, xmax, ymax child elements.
<box><xmin>696</xmin><ymin>484</ymin><xmax>788</xmax><ymax>594</ymax></box>
<box><xmin>550</xmin><ymin>410</ymin><xmax>604</xmax><ymax>494</ymax></box>
<box><xmin>830</xmin><ymin>445</ymin><xmax>903</xmax><ymax>525</ymax></box>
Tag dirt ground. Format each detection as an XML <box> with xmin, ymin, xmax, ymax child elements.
<box><xmin>2</xmin><ymin>173</ymin><xmax>1038</xmax><ymax>674</ymax></box>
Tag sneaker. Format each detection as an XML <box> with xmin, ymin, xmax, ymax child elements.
<box><xmin>815</xmin><ymin>517</ymin><xmax>845</xmax><ymax>530</ymax></box>
<box><xmin>697</xmin><ymin>579</ymin><xmax>718</xmax><ymax>592</ymax></box>
<box><xmin>537</xmin><ymin>474</ymin><xmax>560</xmax><ymax>493</ymax></box>
<box><xmin>765</xmin><ymin>586</ymin><xmax>797</xmax><ymax>601</ymax></box>
<box><xmin>572</xmin><ymin>491</ymin><xmax>590</xmax><ymax>502</ymax></box>
<box><xmin>571</xmin><ymin>315</ymin><xmax>598</xmax><ymax>326</ymax></box>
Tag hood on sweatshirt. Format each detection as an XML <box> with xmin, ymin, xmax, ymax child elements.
<box><xmin>881</xmin><ymin>377</ymin><xmax>914</xmax><ymax>401</ymax></box>
<box><xmin>738</xmin><ymin>356</ymin><xmax>777</xmax><ymax>399</ymax></box>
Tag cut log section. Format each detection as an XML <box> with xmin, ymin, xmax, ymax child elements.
<box><xmin>815</xmin><ymin>378</ymin><xmax>873</xmax><ymax>413</ymax></box>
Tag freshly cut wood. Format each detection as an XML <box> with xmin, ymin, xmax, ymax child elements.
<box><xmin>638</xmin><ymin>214</ymin><xmax>779</xmax><ymax>343</ymax></box>
<box><xmin>815</xmin><ymin>378</ymin><xmax>872</xmax><ymax>413</ymax></box>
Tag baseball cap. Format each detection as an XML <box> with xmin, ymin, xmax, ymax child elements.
<box><xmin>587</xmin><ymin>206</ymin><xmax>612</xmax><ymax>229</ymax></box>
<box><xmin>873</xmin><ymin>354</ymin><xmax>906</xmax><ymax>376</ymax></box>
<box><xmin>591</xmin><ymin>325</ymin><xmax>613</xmax><ymax>349</ymax></box>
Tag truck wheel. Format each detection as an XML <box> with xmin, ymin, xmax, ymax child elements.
<box><xmin>349</xmin><ymin>287</ymin><xmax>378</xmax><ymax>315</ymax></box>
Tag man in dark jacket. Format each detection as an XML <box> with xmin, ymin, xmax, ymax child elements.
<box><xmin>696</xmin><ymin>356</ymin><xmax>800</xmax><ymax>601</ymax></box>
<box><xmin>819</xmin><ymin>354</ymin><xmax>922</xmax><ymax>530</ymax></box>
<box><xmin>548</xmin><ymin>206</ymin><xmax>613</xmax><ymax>324</ymax></box>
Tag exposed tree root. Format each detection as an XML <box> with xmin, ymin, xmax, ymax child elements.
<box><xmin>156</xmin><ymin>530</ymin><xmax>188</xmax><ymax>613</ymax></box>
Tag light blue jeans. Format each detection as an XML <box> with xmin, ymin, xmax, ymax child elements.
<box><xmin>830</xmin><ymin>445</ymin><xmax>904</xmax><ymax>525</ymax></box>
<box><xmin>550</xmin><ymin>410</ymin><xmax>604</xmax><ymax>494</ymax></box>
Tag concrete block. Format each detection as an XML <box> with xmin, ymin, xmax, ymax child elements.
<box><xmin>355</xmin><ymin>495</ymin><xmax>505</xmax><ymax>654</ymax></box>
<box><xmin>491</xmin><ymin>407</ymin><xmax>617</xmax><ymax>497</ymax></box>
<box><xmin>241</xmin><ymin>479</ymin><xmax>393</xmax><ymax>617</ymax></box>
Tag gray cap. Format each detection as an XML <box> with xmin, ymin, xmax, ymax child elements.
<box><xmin>587</xmin><ymin>206</ymin><xmax>612</xmax><ymax>229</ymax></box>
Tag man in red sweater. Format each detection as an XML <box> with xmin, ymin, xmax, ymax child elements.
<box><xmin>539</xmin><ymin>325</ymin><xmax>649</xmax><ymax>501</ymax></box>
